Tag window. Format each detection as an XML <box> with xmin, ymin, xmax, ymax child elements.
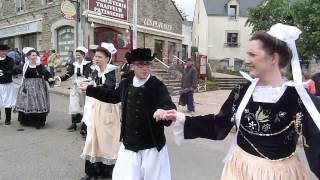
<box><xmin>225</xmin><ymin>33</ymin><xmax>239</xmax><ymax>47</ymax></box>
<box><xmin>57</xmin><ymin>26</ymin><xmax>75</xmax><ymax>62</ymax></box>
<box><xmin>46</xmin><ymin>0</ymin><xmax>54</xmax><ymax>4</ymax></box>
<box><xmin>228</xmin><ymin>5</ymin><xmax>237</xmax><ymax>19</ymax></box>
<box><xmin>16</xmin><ymin>0</ymin><xmax>25</xmax><ymax>12</ymax></box>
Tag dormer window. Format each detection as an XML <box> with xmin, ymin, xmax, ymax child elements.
<box><xmin>15</xmin><ymin>0</ymin><xmax>25</xmax><ymax>12</ymax></box>
<box><xmin>228</xmin><ymin>5</ymin><xmax>237</xmax><ymax>19</ymax></box>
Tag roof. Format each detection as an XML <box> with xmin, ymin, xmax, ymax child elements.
<box><xmin>203</xmin><ymin>0</ymin><xmax>264</xmax><ymax>17</ymax></box>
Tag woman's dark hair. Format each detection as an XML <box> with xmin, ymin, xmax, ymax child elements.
<box><xmin>75</xmin><ymin>50</ymin><xmax>86</xmax><ymax>56</ymax></box>
<box><xmin>96</xmin><ymin>47</ymin><xmax>111</xmax><ymax>59</ymax></box>
<box><xmin>26</xmin><ymin>49</ymin><xmax>37</xmax><ymax>57</ymax></box>
<box><xmin>250</xmin><ymin>31</ymin><xmax>292</xmax><ymax>68</ymax></box>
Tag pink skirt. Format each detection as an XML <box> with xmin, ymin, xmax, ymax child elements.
<box><xmin>221</xmin><ymin>146</ymin><xmax>307</xmax><ymax>180</ymax></box>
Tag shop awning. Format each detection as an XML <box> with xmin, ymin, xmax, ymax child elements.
<box><xmin>0</xmin><ymin>19</ymin><xmax>43</xmax><ymax>39</ymax></box>
<box><xmin>86</xmin><ymin>12</ymin><xmax>183</xmax><ymax>40</ymax></box>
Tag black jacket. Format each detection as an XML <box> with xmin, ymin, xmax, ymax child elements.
<box><xmin>86</xmin><ymin>75</ymin><xmax>176</xmax><ymax>151</ymax></box>
<box><xmin>60</xmin><ymin>61</ymin><xmax>92</xmax><ymax>81</ymax></box>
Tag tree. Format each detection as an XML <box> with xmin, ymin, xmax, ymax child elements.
<box><xmin>246</xmin><ymin>0</ymin><xmax>320</xmax><ymax>60</ymax></box>
<box><xmin>172</xmin><ymin>1</ymin><xmax>188</xmax><ymax>21</ymax></box>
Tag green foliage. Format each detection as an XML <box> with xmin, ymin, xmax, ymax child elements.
<box><xmin>191</xmin><ymin>46</ymin><xmax>198</xmax><ymax>57</ymax></box>
<box><xmin>246</xmin><ymin>0</ymin><xmax>320</xmax><ymax>60</ymax></box>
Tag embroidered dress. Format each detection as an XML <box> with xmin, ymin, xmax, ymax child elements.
<box><xmin>80</xmin><ymin>66</ymin><xmax>121</xmax><ymax>177</ymax></box>
<box><xmin>15</xmin><ymin>65</ymin><xmax>52</xmax><ymax>128</ymax></box>
<box><xmin>174</xmin><ymin>84</ymin><xmax>320</xmax><ymax>179</ymax></box>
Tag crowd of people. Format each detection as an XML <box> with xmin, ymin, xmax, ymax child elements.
<box><xmin>0</xmin><ymin>22</ymin><xmax>320</xmax><ymax>180</ymax></box>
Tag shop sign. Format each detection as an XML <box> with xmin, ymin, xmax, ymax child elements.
<box><xmin>61</xmin><ymin>1</ymin><xmax>77</xmax><ymax>20</ymax></box>
<box><xmin>200</xmin><ymin>55</ymin><xmax>207</xmax><ymax>75</ymax></box>
<box><xmin>0</xmin><ymin>21</ymin><xmax>42</xmax><ymax>39</ymax></box>
<box><xmin>143</xmin><ymin>18</ymin><xmax>173</xmax><ymax>32</ymax></box>
<box><xmin>89</xmin><ymin>0</ymin><xmax>128</xmax><ymax>21</ymax></box>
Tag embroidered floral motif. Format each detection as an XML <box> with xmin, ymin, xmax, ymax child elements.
<box><xmin>255</xmin><ymin>106</ymin><xmax>271</xmax><ymax>123</ymax></box>
<box><xmin>248</xmin><ymin>121</ymin><xmax>257</xmax><ymax>130</ymax></box>
<box><xmin>275</xmin><ymin>111</ymin><xmax>287</xmax><ymax>123</ymax></box>
<box><xmin>261</xmin><ymin>124</ymin><xmax>271</xmax><ymax>132</ymax></box>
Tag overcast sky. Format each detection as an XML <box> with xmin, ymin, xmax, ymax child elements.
<box><xmin>172</xmin><ymin>0</ymin><xmax>196</xmax><ymax>21</ymax></box>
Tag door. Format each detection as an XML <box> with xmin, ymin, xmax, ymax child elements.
<box><xmin>154</xmin><ymin>40</ymin><xmax>164</xmax><ymax>60</ymax></box>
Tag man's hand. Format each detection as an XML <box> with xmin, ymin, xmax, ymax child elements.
<box><xmin>153</xmin><ymin>109</ymin><xmax>177</xmax><ymax>122</ymax></box>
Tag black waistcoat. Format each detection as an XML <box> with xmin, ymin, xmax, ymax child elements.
<box><xmin>123</xmin><ymin>84</ymin><xmax>154</xmax><ymax>152</ymax></box>
<box><xmin>0</xmin><ymin>56</ymin><xmax>14</xmax><ymax>84</ymax></box>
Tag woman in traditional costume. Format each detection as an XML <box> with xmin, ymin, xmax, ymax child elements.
<box><xmin>154</xmin><ymin>23</ymin><xmax>320</xmax><ymax>179</ymax></box>
<box><xmin>55</xmin><ymin>46</ymin><xmax>92</xmax><ymax>132</ymax></box>
<box><xmin>79</xmin><ymin>43</ymin><xmax>121</xmax><ymax>180</ymax></box>
<box><xmin>15</xmin><ymin>47</ymin><xmax>54</xmax><ymax>129</ymax></box>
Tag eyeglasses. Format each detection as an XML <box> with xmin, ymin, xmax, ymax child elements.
<box><xmin>133</xmin><ymin>62</ymin><xmax>152</xmax><ymax>68</ymax></box>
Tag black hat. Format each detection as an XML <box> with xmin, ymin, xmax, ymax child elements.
<box><xmin>0</xmin><ymin>44</ymin><xmax>10</xmax><ymax>50</ymax></box>
<box><xmin>126</xmin><ymin>48</ymin><xmax>156</xmax><ymax>63</ymax></box>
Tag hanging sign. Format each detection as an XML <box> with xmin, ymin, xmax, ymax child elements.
<box><xmin>61</xmin><ymin>1</ymin><xmax>77</xmax><ymax>20</ymax></box>
<box><xmin>88</xmin><ymin>0</ymin><xmax>128</xmax><ymax>21</ymax></box>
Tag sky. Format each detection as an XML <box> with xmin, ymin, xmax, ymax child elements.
<box><xmin>172</xmin><ymin>0</ymin><xmax>196</xmax><ymax>21</ymax></box>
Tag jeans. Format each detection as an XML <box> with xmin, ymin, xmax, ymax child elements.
<box><xmin>49</xmin><ymin>66</ymin><xmax>55</xmax><ymax>77</ymax></box>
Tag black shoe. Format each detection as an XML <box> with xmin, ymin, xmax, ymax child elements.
<box><xmin>79</xmin><ymin>175</ymin><xmax>97</xmax><ymax>180</ymax></box>
<box><xmin>67</xmin><ymin>123</ymin><xmax>77</xmax><ymax>132</ymax></box>
<box><xmin>5</xmin><ymin>119</ymin><xmax>11</xmax><ymax>125</ymax></box>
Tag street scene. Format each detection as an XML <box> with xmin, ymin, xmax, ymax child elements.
<box><xmin>1</xmin><ymin>0</ymin><xmax>320</xmax><ymax>180</ymax></box>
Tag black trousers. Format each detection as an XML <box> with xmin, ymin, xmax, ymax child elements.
<box><xmin>85</xmin><ymin>160</ymin><xmax>114</xmax><ymax>178</ymax></box>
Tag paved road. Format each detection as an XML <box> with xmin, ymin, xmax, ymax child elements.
<box><xmin>0</xmin><ymin>90</ymin><xmax>317</xmax><ymax>180</ymax></box>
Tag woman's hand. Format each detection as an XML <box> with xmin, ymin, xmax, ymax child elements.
<box><xmin>54</xmin><ymin>76</ymin><xmax>61</xmax><ymax>81</ymax></box>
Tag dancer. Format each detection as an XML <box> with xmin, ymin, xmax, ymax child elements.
<box><xmin>0</xmin><ymin>44</ymin><xmax>18</xmax><ymax>125</ymax></box>
<box><xmin>79</xmin><ymin>48</ymin><xmax>176</xmax><ymax>180</ymax></box>
<box><xmin>56</xmin><ymin>46</ymin><xmax>92</xmax><ymax>132</ymax></box>
<box><xmin>15</xmin><ymin>47</ymin><xmax>54</xmax><ymax>129</ymax></box>
<box><xmin>80</xmin><ymin>43</ymin><xmax>121</xmax><ymax>180</ymax></box>
<box><xmin>154</xmin><ymin>24</ymin><xmax>320</xmax><ymax>179</ymax></box>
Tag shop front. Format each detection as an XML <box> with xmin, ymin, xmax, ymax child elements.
<box><xmin>86</xmin><ymin>0</ymin><xmax>183</xmax><ymax>62</ymax></box>
<box><xmin>0</xmin><ymin>19</ymin><xmax>42</xmax><ymax>50</ymax></box>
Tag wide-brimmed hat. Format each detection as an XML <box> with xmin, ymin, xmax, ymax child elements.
<box><xmin>126</xmin><ymin>48</ymin><xmax>156</xmax><ymax>63</ymax></box>
<box><xmin>0</xmin><ymin>44</ymin><xmax>10</xmax><ymax>50</ymax></box>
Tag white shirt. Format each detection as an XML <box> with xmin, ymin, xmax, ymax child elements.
<box><xmin>133</xmin><ymin>74</ymin><xmax>150</xmax><ymax>87</ymax></box>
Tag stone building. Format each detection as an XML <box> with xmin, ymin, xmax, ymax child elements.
<box><xmin>0</xmin><ymin>0</ymin><xmax>183</xmax><ymax>62</ymax></box>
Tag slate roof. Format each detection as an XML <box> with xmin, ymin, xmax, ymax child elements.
<box><xmin>203</xmin><ymin>0</ymin><xmax>264</xmax><ymax>17</ymax></box>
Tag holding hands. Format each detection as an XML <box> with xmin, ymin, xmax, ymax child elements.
<box><xmin>153</xmin><ymin>109</ymin><xmax>178</xmax><ymax>122</ymax></box>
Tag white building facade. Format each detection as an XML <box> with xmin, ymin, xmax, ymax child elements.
<box><xmin>192</xmin><ymin>0</ymin><xmax>263</xmax><ymax>71</ymax></box>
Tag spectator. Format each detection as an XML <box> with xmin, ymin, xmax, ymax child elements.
<box><xmin>179</xmin><ymin>58</ymin><xmax>197</xmax><ymax>113</ymax></box>
<box><xmin>312</xmin><ymin>72</ymin><xmax>320</xmax><ymax>96</ymax></box>
<box><xmin>54</xmin><ymin>53</ymin><xmax>62</xmax><ymax>73</ymax></box>
<box><xmin>48</xmin><ymin>49</ymin><xmax>56</xmax><ymax>76</ymax></box>
<box><xmin>40</xmin><ymin>50</ymin><xmax>49</xmax><ymax>68</ymax></box>
<box><xmin>303</xmin><ymin>72</ymin><xmax>316</xmax><ymax>95</ymax></box>
<box><xmin>7</xmin><ymin>48</ymin><xmax>20</xmax><ymax>65</ymax></box>
<box><xmin>65</xmin><ymin>50</ymin><xmax>75</xmax><ymax>68</ymax></box>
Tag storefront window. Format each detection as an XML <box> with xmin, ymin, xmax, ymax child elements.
<box><xmin>168</xmin><ymin>41</ymin><xmax>176</xmax><ymax>62</ymax></box>
<box><xmin>22</xmin><ymin>34</ymin><xmax>37</xmax><ymax>49</ymax></box>
<box><xmin>94</xmin><ymin>28</ymin><xmax>131</xmax><ymax>49</ymax></box>
<box><xmin>57</xmin><ymin>26</ymin><xmax>74</xmax><ymax>62</ymax></box>
<box><xmin>0</xmin><ymin>38</ymin><xmax>15</xmax><ymax>49</ymax></box>
<box><xmin>154</xmin><ymin>40</ymin><xmax>164</xmax><ymax>60</ymax></box>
